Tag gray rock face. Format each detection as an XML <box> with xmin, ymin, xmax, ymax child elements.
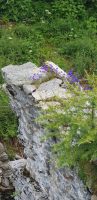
<box><xmin>0</xmin><ymin>142</ymin><xmax>13</xmax><ymax>191</ymax></box>
<box><xmin>1</xmin><ymin>62</ymin><xmax>91</xmax><ymax>200</ymax></box>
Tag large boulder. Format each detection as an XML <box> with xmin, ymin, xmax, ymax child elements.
<box><xmin>1</xmin><ymin>62</ymin><xmax>91</xmax><ymax>200</ymax></box>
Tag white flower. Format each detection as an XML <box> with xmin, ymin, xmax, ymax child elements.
<box><xmin>8</xmin><ymin>37</ymin><xmax>12</xmax><ymax>40</ymax></box>
<box><xmin>45</xmin><ymin>9</ymin><xmax>49</xmax><ymax>12</ymax></box>
<box><xmin>77</xmin><ymin>129</ymin><xmax>81</xmax><ymax>135</ymax></box>
<box><xmin>71</xmin><ymin>28</ymin><xmax>74</xmax><ymax>31</ymax></box>
<box><xmin>41</xmin><ymin>20</ymin><xmax>45</xmax><ymax>24</ymax></box>
<box><xmin>45</xmin><ymin>9</ymin><xmax>51</xmax><ymax>15</ymax></box>
<box><xmin>29</xmin><ymin>50</ymin><xmax>32</xmax><ymax>53</ymax></box>
<box><xmin>47</xmin><ymin>11</ymin><xmax>51</xmax><ymax>15</ymax></box>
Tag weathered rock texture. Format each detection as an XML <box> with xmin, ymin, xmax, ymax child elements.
<box><xmin>0</xmin><ymin>142</ymin><xmax>13</xmax><ymax>191</ymax></box>
<box><xmin>1</xmin><ymin>62</ymin><xmax>91</xmax><ymax>200</ymax></box>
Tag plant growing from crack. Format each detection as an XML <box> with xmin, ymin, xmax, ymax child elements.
<box><xmin>38</xmin><ymin>73</ymin><xmax>97</xmax><ymax>168</ymax></box>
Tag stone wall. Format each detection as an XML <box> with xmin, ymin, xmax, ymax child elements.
<box><xmin>1</xmin><ymin>62</ymin><xmax>91</xmax><ymax>200</ymax></box>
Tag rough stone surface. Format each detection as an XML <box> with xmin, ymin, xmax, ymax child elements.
<box><xmin>91</xmin><ymin>195</ymin><xmax>97</xmax><ymax>200</ymax></box>
<box><xmin>0</xmin><ymin>143</ymin><xmax>13</xmax><ymax>191</ymax></box>
<box><xmin>2</xmin><ymin>62</ymin><xmax>37</xmax><ymax>85</ymax></box>
<box><xmin>1</xmin><ymin>62</ymin><xmax>91</xmax><ymax>200</ymax></box>
<box><xmin>32</xmin><ymin>78</ymin><xmax>71</xmax><ymax>100</ymax></box>
<box><xmin>23</xmin><ymin>84</ymin><xmax>36</xmax><ymax>94</ymax></box>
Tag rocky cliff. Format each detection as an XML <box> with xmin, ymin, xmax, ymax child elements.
<box><xmin>1</xmin><ymin>62</ymin><xmax>91</xmax><ymax>200</ymax></box>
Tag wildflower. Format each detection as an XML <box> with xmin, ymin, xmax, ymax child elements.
<box><xmin>29</xmin><ymin>50</ymin><xmax>32</xmax><ymax>53</ymax></box>
<box><xmin>41</xmin><ymin>20</ymin><xmax>45</xmax><ymax>24</ymax></box>
<box><xmin>40</xmin><ymin>65</ymin><xmax>49</xmax><ymax>72</ymax></box>
<box><xmin>67</xmin><ymin>70</ymin><xmax>73</xmax><ymax>76</ymax></box>
<box><xmin>30</xmin><ymin>72</ymin><xmax>43</xmax><ymax>80</ymax></box>
<box><xmin>67</xmin><ymin>70</ymin><xmax>79</xmax><ymax>83</ymax></box>
<box><xmin>31</xmin><ymin>73</ymin><xmax>40</xmax><ymax>80</ymax></box>
<box><xmin>68</xmin><ymin>34</ymin><xmax>72</xmax><ymax>37</ymax></box>
<box><xmin>8</xmin><ymin>37</ymin><xmax>12</xmax><ymax>40</ymax></box>
<box><xmin>45</xmin><ymin>9</ymin><xmax>51</xmax><ymax>15</ymax></box>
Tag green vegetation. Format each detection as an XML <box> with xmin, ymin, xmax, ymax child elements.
<box><xmin>39</xmin><ymin>74</ymin><xmax>97</xmax><ymax>191</ymax></box>
<box><xmin>1</xmin><ymin>0</ymin><xmax>97</xmax><ymax>190</ymax></box>
<box><xmin>39</xmin><ymin>74</ymin><xmax>97</xmax><ymax>166</ymax></box>
<box><xmin>1</xmin><ymin>1</ymin><xmax>97</xmax><ymax>76</ymax></box>
<box><xmin>0</xmin><ymin>89</ymin><xmax>17</xmax><ymax>140</ymax></box>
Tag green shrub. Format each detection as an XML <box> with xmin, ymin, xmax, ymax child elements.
<box><xmin>0</xmin><ymin>0</ymin><xmax>35</xmax><ymax>23</ymax></box>
<box><xmin>0</xmin><ymin>0</ymin><xmax>51</xmax><ymax>23</ymax></box>
<box><xmin>52</xmin><ymin>0</ymin><xmax>86</xmax><ymax>20</ymax></box>
<box><xmin>39</xmin><ymin>74</ymin><xmax>97</xmax><ymax>168</ymax></box>
<box><xmin>0</xmin><ymin>89</ymin><xmax>17</xmax><ymax>140</ymax></box>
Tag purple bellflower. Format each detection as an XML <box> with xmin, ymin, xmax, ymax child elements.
<box><xmin>67</xmin><ymin>70</ymin><xmax>79</xmax><ymax>84</ymax></box>
<box><xmin>40</xmin><ymin>65</ymin><xmax>49</xmax><ymax>72</ymax></box>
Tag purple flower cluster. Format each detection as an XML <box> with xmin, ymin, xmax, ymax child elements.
<box><xmin>40</xmin><ymin>63</ymin><xmax>59</xmax><ymax>73</ymax></box>
<box><xmin>67</xmin><ymin>70</ymin><xmax>79</xmax><ymax>83</ymax></box>
<box><xmin>40</xmin><ymin>64</ymin><xmax>49</xmax><ymax>72</ymax></box>
<box><xmin>30</xmin><ymin>63</ymin><xmax>60</xmax><ymax>81</ymax></box>
<box><xmin>31</xmin><ymin>64</ymin><xmax>53</xmax><ymax>80</ymax></box>
<box><xmin>30</xmin><ymin>62</ymin><xmax>92</xmax><ymax>91</ymax></box>
<box><xmin>67</xmin><ymin>69</ymin><xmax>92</xmax><ymax>90</ymax></box>
<box><xmin>30</xmin><ymin>73</ymin><xmax>42</xmax><ymax>80</ymax></box>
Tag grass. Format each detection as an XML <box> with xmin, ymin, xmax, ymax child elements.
<box><xmin>0</xmin><ymin>23</ymin><xmax>71</xmax><ymax>70</ymax></box>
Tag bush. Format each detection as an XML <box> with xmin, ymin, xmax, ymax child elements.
<box><xmin>39</xmin><ymin>73</ymin><xmax>97</xmax><ymax>168</ymax></box>
<box><xmin>52</xmin><ymin>0</ymin><xmax>86</xmax><ymax>20</ymax></box>
<box><xmin>38</xmin><ymin>73</ymin><xmax>97</xmax><ymax>192</ymax></box>
<box><xmin>0</xmin><ymin>0</ymin><xmax>51</xmax><ymax>23</ymax></box>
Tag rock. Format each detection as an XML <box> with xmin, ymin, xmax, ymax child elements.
<box><xmin>1</xmin><ymin>62</ymin><xmax>55</xmax><ymax>86</ymax></box>
<box><xmin>15</xmin><ymin>154</ymin><xmax>22</xmax><ymax>160</ymax></box>
<box><xmin>0</xmin><ymin>143</ymin><xmax>8</xmax><ymax>162</ymax></box>
<box><xmin>91</xmin><ymin>195</ymin><xmax>97</xmax><ymax>200</ymax></box>
<box><xmin>0</xmin><ymin>169</ymin><xmax>2</xmax><ymax>183</ymax></box>
<box><xmin>42</xmin><ymin>61</ymin><xmax>68</xmax><ymax>80</ymax></box>
<box><xmin>0</xmin><ymin>153</ymin><xmax>8</xmax><ymax>162</ymax></box>
<box><xmin>0</xmin><ymin>142</ymin><xmax>13</xmax><ymax>192</ymax></box>
<box><xmin>32</xmin><ymin>78</ymin><xmax>71</xmax><ymax>100</ymax></box>
<box><xmin>23</xmin><ymin>84</ymin><xmax>36</xmax><ymax>94</ymax></box>
<box><xmin>10</xmin><ymin>159</ymin><xmax>27</xmax><ymax>170</ymax></box>
<box><xmin>1</xmin><ymin>62</ymin><xmax>37</xmax><ymax>85</ymax></box>
<box><xmin>0</xmin><ymin>143</ymin><xmax>5</xmax><ymax>154</ymax></box>
<box><xmin>1</xmin><ymin>62</ymin><xmax>91</xmax><ymax>200</ymax></box>
<box><xmin>1</xmin><ymin>177</ymin><xmax>10</xmax><ymax>188</ymax></box>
